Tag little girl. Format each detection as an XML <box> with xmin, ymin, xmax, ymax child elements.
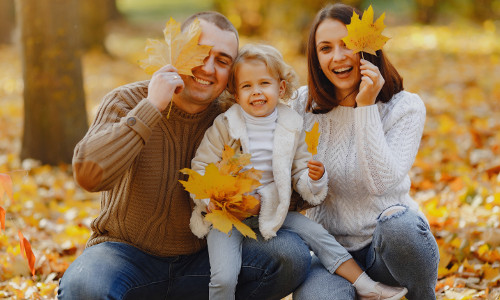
<box><xmin>189</xmin><ymin>44</ymin><xmax>407</xmax><ymax>300</ymax></box>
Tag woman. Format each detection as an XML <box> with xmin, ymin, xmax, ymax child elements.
<box><xmin>291</xmin><ymin>3</ymin><xmax>439</xmax><ymax>299</ymax></box>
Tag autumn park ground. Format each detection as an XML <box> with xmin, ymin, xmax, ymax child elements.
<box><xmin>1</xmin><ymin>19</ymin><xmax>500</xmax><ymax>299</ymax></box>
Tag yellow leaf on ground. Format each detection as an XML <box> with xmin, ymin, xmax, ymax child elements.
<box><xmin>140</xmin><ymin>17</ymin><xmax>212</xmax><ymax>76</ymax></box>
<box><xmin>305</xmin><ymin>122</ymin><xmax>320</xmax><ymax>156</ymax></box>
<box><xmin>342</xmin><ymin>5</ymin><xmax>390</xmax><ymax>55</ymax></box>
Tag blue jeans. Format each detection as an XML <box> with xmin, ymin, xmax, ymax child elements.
<box><xmin>207</xmin><ymin>213</ymin><xmax>351</xmax><ymax>299</ymax></box>
<box><xmin>293</xmin><ymin>206</ymin><xmax>439</xmax><ymax>300</ymax></box>
<box><xmin>57</xmin><ymin>229</ymin><xmax>311</xmax><ymax>300</ymax></box>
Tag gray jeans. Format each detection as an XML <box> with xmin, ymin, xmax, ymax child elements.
<box><xmin>293</xmin><ymin>205</ymin><xmax>439</xmax><ymax>300</ymax></box>
<box><xmin>207</xmin><ymin>212</ymin><xmax>352</xmax><ymax>300</ymax></box>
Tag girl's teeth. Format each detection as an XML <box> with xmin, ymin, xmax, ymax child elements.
<box><xmin>252</xmin><ymin>100</ymin><xmax>266</xmax><ymax>105</ymax></box>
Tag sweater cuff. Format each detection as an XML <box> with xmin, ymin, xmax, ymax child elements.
<box><xmin>124</xmin><ymin>99</ymin><xmax>163</xmax><ymax>142</ymax></box>
<box><xmin>354</xmin><ymin>105</ymin><xmax>380</xmax><ymax>126</ymax></box>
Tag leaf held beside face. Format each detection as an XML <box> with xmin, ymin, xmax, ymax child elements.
<box><xmin>342</xmin><ymin>5</ymin><xmax>390</xmax><ymax>55</ymax></box>
<box><xmin>140</xmin><ymin>17</ymin><xmax>212</xmax><ymax>76</ymax></box>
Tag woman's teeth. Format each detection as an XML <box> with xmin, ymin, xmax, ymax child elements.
<box><xmin>333</xmin><ymin>67</ymin><xmax>352</xmax><ymax>74</ymax></box>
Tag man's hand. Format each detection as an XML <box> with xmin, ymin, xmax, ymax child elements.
<box><xmin>308</xmin><ymin>160</ymin><xmax>325</xmax><ymax>181</ymax></box>
<box><xmin>147</xmin><ymin>65</ymin><xmax>184</xmax><ymax>111</ymax></box>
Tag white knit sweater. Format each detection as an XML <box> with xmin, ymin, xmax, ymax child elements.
<box><xmin>291</xmin><ymin>86</ymin><xmax>427</xmax><ymax>251</ymax></box>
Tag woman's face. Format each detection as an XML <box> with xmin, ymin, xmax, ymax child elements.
<box><xmin>315</xmin><ymin>18</ymin><xmax>361</xmax><ymax>100</ymax></box>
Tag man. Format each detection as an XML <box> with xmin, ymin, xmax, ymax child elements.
<box><xmin>58</xmin><ymin>11</ymin><xmax>311</xmax><ymax>300</ymax></box>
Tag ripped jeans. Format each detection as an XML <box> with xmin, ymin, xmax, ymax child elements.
<box><xmin>293</xmin><ymin>205</ymin><xmax>439</xmax><ymax>300</ymax></box>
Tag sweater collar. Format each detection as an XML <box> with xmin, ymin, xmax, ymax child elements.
<box><xmin>164</xmin><ymin>100</ymin><xmax>220</xmax><ymax>121</ymax></box>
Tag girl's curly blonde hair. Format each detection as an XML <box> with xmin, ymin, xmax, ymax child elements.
<box><xmin>226</xmin><ymin>43</ymin><xmax>299</xmax><ymax>103</ymax></box>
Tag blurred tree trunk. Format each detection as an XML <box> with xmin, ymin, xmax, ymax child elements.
<box><xmin>414</xmin><ymin>0</ymin><xmax>438</xmax><ymax>24</ymax></box>
<box><xmin>0</xmin><ymin>0</ymin><xmax>15</xmax><ymax>44</ymax></box>
<box><xmin>16</xmin><ymin>0</ymin><xmax>88</xmax><ymax>165</ymax></box>
<box><xmin>472</xmin><ymin>0</ymin><xmax>496</xmax><ymax>21</ymax></box>
<box><xmin>80</xmin><ymin>0</ymin><xmax>111</xmax><ymax>52</ymax></box>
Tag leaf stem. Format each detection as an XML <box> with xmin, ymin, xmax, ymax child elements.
<box><xmin>166</xmin><ymin>99</ymin><xmax>173</xmax><ymax>119</ymax></box>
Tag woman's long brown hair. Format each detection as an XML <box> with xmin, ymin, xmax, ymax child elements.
<box><xmin>306</xmin><ymin>3</ymin><xmax>403</xmax><ymax>113</ymax></box>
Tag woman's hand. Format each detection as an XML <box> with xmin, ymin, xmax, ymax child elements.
<box><xmin>308</xmin><ymin>160</ymin><xmax>325</xmax><ymax>181</ymax></box>
<box><xmin>147</xmin><ymin>65</ymin><xmax>185</xmax><ymax>111</ymax></box>
<box><xmin>355</xmin><ymin>59</ymin><xmax>385</xmax><ymax>107</ymax></box>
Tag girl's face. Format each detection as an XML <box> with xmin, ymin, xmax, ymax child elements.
<box><xmin>315</xmin><ymin>18</ymin><xmax>361</xmax><ymax>100</ymax></box>
<box><xmin>234</xmin><ymin>60</ymin><xmax>285</xmax><ymax>117</ymax></box>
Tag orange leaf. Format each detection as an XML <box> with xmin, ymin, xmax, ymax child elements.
<box><xmin>179</xmin><ymin>145</ymin><xmax>262</xmax><ymax>239</ymax></box>
<box><xmin>342</xmin><ymin>5</ymin><xmax>390</xmax><ymax>55</ymax></box>
<box><xmin>140</xmin><ymin>17</ymin><xmax>212</xmax><ymax>76</ymax></box>
<box><xmin>216</xmin><ymin>145</ymin><xmax>252</xmax><ymax>176</ymax></box>
<box><xmin>0</xmin><ymin>173</ymin><xmax>13</xmax><ymax>204</ymax></box>
<box><xmin>305</xmin><ymin>122</ymin><xmax>320</xmax><ymax>156</ymax></box>
<box><xmin>0</xmin><ymin>206</ymin><xmax>5</xmax><ymax>231</ymax></box>
<box><xmin>18</xmin><ymin>231</ymin><xmax>36</xmax><ymax>276</ymax></box>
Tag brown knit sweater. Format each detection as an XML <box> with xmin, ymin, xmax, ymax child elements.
<box><xmin>73</xmin><ymin>80</ymin><xmax>223</xmax><ymax>256</ymax></box>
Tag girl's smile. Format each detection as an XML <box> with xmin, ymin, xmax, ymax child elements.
<box><xmin>234</xmin><ymin>60</ymin><xmax>285</xmax><ymax>117</ymax></box>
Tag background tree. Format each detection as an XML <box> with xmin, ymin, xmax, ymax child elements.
<box><xmin>16</xmin><ymin>0</ymin><xmax>88</xmax><ymax>165</ymax></box>
<box><xmin>80</xmin><ymin>0</ymin><xmax>122</xmax><ymax>52</ymax></box>
<box><xmin>0</xmin><ymin>0</ymin><xmax>15</xmax><ymax>44</ymax></box>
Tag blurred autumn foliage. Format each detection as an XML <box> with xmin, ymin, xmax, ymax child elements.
<box><xmin>1</xmin><ymin>0</ymin><xmax>500</xmax><ymax>299</ymax></box>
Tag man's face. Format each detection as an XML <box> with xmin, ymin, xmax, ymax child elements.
<box><xmin>175</xmin><ymin>19</ymin><xmax>238</xmax><ymax>114</ymax></box>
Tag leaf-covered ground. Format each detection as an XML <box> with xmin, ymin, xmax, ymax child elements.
<box><xmin>0</xmin><ymin>22</ymin><xmax>499</xmax><ymax>299</ymax></box>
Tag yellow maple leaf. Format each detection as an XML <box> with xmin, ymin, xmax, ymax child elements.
<box><xmin>179</xmin><ymin>146</ymin><xmax>263</xmax><ymax>239</ymax></box>
<box><xmin>140</xmin><ymin>17</ymin><xmax>212</xmax><ymax>76</ymax></box>
<box><xmin>216</xmin><ymin>145</ymin><xmax>252</xmax><ymax>176</ymax></box>
<box><xmin>305</xmin><ymin>122</ymin><xmax>320</xmax><ymax>156</ymax></box>
<box><xmin>342</xmin><ymin>5</ymin><xmax>390</xmax><ymax>56</ymax></box>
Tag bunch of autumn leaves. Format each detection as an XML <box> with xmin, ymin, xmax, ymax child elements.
<box><xmin>143</xmin><ymin>5</ymin><xmax>389</xmax><ymax>238</ymax></box>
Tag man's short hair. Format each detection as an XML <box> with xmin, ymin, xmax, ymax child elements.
<box><xmin>181</xmin><ymin>11</ymin><xmax>239</xmax><ymax>45</ymax></box>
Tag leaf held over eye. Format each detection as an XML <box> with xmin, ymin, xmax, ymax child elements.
<box><xmin>305</xmin><ymin>122</ymin><xmax>320</xmax><ymax>156</ymax></box>
<box><xmin>342</xmin><ymin>5</ymin><xmax>390</xmax><ymax>56</ymax></box>
<box><xmin>140</xmin><ymin>17</ymin><xmax>212</xmax><ymax>76</ymax></box>
<box><xmin>179</xmin><ymin>145</ymin><xmax>262</xmax><ymax>239</ymax></box>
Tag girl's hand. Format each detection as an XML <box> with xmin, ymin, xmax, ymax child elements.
<box><xmin>308</xmin><ymin>160</ymin><xmax>325</xmax><ymax>181</ymax></box>
<box><xmin>147</xmin><ymin>65</ymin><xmax>185</xmax><ymax>111</ymax></box>
<box><xmin>244</xmin><ymin>194</ymin><xmax>261</xmax><ymax>217</ymax></box>
<box><xmin>355</xmin><ymin>59</ymin><xmax>385</xmax><ymax>107</ymax></box>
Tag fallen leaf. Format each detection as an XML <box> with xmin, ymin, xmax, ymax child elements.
<box><xmin>0</xmin><ymin>173</ymin><xmax>13</xmax><ymax>203</ymax></box>
<box><xmin>140</xmin><ymin>17</ymin><xmax>212</xmax><ymax>76</ymax></box>
<box><xmin>0</xmin><ymin>206</ymin><xmax>5</xmax><ymax>231</ymax></box>
<box><xmin>342</xmin><ymin>5</ymin><xmax>390</xmax><ymax>55</ymax></box>
<box><xmin>305</xmin><ymin>122</ymin><xmax>320</xmax><ymax>156</ymax></box>
<box><xmin>18</xmin><ymin>231</ymin><xmax>36</xmax><ymax>277</ymax></box>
